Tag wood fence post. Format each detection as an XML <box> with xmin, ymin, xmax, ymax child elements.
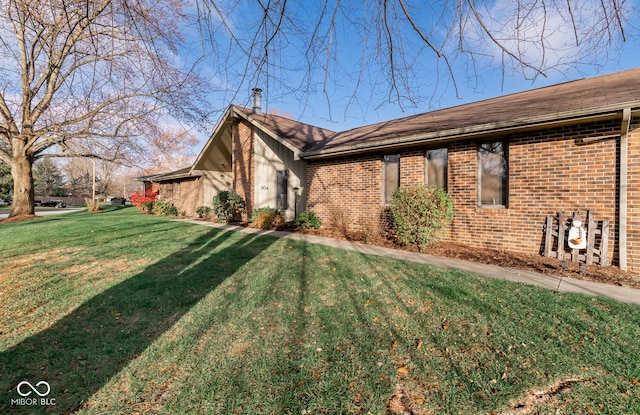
<box><xmin>557</xmin><ymin>215</ymin><xmax>566</xmax><ymax>260</ymax></box>
<box><xmin>586</xmin><ymin>210</ymin><xmax>596</xmax><ymax>265</ymax></box>
<box><xmin>600</xmin><ymin>219</ymin><xmax>610</xmax><ymax>266</ymax></box>
<box><xmin>544</xmin><ymin>216</ymin><xmax>553</xmax><ymax>258</ymax></box>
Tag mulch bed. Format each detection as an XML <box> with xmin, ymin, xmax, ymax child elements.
<box><xmin>0</xmin><ymin>214</ymin><xmax>43</xmax><ymax>224</ymax></box>
<box><xmin>292</xmin><ymin>226</ymin><xmax>640</xmax><ymax>290</ymax></box>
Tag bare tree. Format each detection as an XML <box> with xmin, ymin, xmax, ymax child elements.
<box><xmin>0</xmin><ymin>0</ymin><xmax>634</xmax><ymax>218</ymax></box>
<box><xmin>62</xmin><ymin>160</ymin><xmax>94</xmax><ymax>198</ymax></box>
<box><xmin>198</xmin><ymin>0</ymin><xmax>634</xmax><ymax>117</ymax></box>
<box><xmin>139</xmin><ymin>128</ymin><xmax>200</xmax><ymax>175</ymax></box>
<box><xmin>62</xmin><ymin>157</ymin><xmax>120</xmax><ymax>198</ymax></box>
<box><xmin>0</xmin><ymin>0</ymin><xmax>207</xmax><ymax>217</ymax></box>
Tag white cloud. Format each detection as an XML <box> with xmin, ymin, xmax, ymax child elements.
<box><xmin>462</xmin><ymin>0</ymin><xmax>630</xmax><ymax>78</ymax></box>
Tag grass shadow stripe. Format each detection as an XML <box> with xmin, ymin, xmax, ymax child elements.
<box><xmin>0</xmin><ymin>228</ymin><xmax>276</xmax><ymax>414</ymax></box>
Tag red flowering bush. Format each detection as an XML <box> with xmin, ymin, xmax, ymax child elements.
<box><xmin>131</xmin><ymin>191</ymin><xmax>157</xmax><ymax>214</ymax></box>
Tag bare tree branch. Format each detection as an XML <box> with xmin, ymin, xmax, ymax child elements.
<box><xmin>466</xmin><ymin>0</ymin><xmax>547</xmax><ymax>78</ymax></box>
<box><xmin>0</xmin><ymin>0</ymin><xmax>209</xmax><ymax>216</ymax></box>
<box><xmin>0</xmin><ymin>0</ymin><xmax>634</xmax><ymax>216</ymax></box>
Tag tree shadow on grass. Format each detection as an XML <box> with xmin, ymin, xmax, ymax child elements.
<box><xmin>0</xmin><ymin>228</ymin><xmax>276</xmax><ymax>414</ymax></box>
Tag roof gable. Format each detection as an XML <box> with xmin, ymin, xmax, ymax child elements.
<box><xmin>231</xmin><ymin>105</ymin><xmax>336</xmax><ymax>152</ymax></box>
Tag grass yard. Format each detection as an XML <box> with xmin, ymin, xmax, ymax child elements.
<box><xmin>0</xmin><ymin>207</ymin><xmax>639</xmax><ymax>414</ymax></box>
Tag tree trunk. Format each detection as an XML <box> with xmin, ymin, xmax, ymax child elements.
<box><xmin>9</xmin><ymin>149</ymin><xmax>35</xmax><ymax>218</ymax></box>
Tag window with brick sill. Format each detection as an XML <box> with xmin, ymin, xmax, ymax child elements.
<box><xmin>383</xmin><ymin>155</ymin><xmax>400</xmax><ymax>205</ymax></box>
<box><xmin>478</xmin><ymin>141</ymin><xmax>508</xmax><ymax>207</ymax></box>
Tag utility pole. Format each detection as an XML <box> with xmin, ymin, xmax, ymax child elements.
<box><xmin>92</xmin><ymin>158</ymin><xmax>96</xmax><ymax>201</ymax></box>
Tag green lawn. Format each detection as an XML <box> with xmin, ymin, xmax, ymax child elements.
<box><xmin>1</xmin><ymin>207</ymin><xmax>638</xmax><ymax>414</ymax></box>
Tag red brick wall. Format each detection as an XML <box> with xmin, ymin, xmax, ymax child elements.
<box><xmin>306</xmin><ymin>155</ymin><xmax>383</xmax><ymax>230</ymax></box>
<box><xmin>156</xmin><ymin>177</ymin><xmax>203</xmax><ymax>217</ymax></box>
<box><xmin>627</xmin><ymin>122</ymin><xmax>640</xmax><ymax>272</ymax></box>
<box><xmin>232</xmin><ymin>120</ymin><xmax>254</xmax><ymax>220</ymax></box>
<box><xmin>306</xmin><ymin>119</ymin><xmax>639</xmax><ymax>272</ymax></box>
<box><xmin>399</xmin><ymin>150</ymin><xmax>425</xmax><ymax>186</ymax></box>
<box><xmin>180</xmin><ymin>177</ymin><xmax>204</xmax><ymax>217</ymax></box>
<box><xmin>447</xmin><ymin>123</ymin><xmax>619</xmax><ymax>263</ymax></box>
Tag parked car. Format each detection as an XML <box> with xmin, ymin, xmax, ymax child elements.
<box><xmin>34</xmin><ymin>200</ymin><xmax>42</xmax><ymax>206</ymax></box>
<box><xmin>41</xmin><ymin>200</ymin><xmax>67</xmax><ymax>208</ymax></box>
<box><xmin>110</xmin><ymin>197</ymin><xmax>126</xmax><ymax>205</ymax></box>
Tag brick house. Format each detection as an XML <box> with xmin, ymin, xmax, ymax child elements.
<box><xmin>139</xmin><ymin>167</ymin><xmax>203</xmax><ymax>216</ymax></box>
<box><xmin>140</xmin><ymin>89</ymin><xmax>335</xmax><ymax>220</ymax></box>
<box><xmin>142</xmin><ymin>70</ymin><xmax>640</xmax><ymax>273</ymax></box>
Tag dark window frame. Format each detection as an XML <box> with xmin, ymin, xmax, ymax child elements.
<box><xmin>425</xmin><ymin>148</ymin><xmax>448</xmax><ymax>191</ymax></box>
<box><xmin>276</xmin><ymin>170</ymin><xmax>289</xmax><ymax>211</ymax></box>
<box><xmin>383</xmin><ymin>154</ymin><xmax>400</xmax><ymax>205</ymax></box>
<box><xmin>478</xmin><ymin>141</ymin><xmax>508</xmax><ymax>207</ymax></box>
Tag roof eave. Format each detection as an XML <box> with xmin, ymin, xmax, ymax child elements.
<box><xmin>134</xmin><ymin>175</ymin><xmax>159</xmax><ymax>182</ymax></box>
<box><xmin>150</xmin><ymin>172</ymin><xmax>201</xmax><ymax>182</ymax></box>
<box><xmin>302</xmin><ymin>102</ymin><xmax>640</xmax><ymax>159</ymax></box>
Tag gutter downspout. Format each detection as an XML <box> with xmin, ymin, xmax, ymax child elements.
<box><xmin>619</xmin><ymin>108</ymin><xmax>631</xmax><ymax>271</ymax></box>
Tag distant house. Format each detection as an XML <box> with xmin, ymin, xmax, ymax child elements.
<box><xmin>139</xmin><ymin>167</ymin><xmax>202</xmax><ymax>216</ymax></box>
<box><xmin>140</xmin><ymin>70</ymin><xmax>640</xmax><ymax>273</ymax></box>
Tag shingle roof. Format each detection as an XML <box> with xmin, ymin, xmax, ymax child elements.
<box><xmin>136</xmin><ymin>166</ymin><xmax>199</xmax><ymax>182</ymax></box>
<box><xmin>304</xmin><ymin>68</ymin><xmax>640</xmax><ymax>156</ymax></box>
<box><xmin>232</xmin><ymin>105</ymin><xmax>336</xmax><ymax>152</ymax></box>
<box><xmin>148</xmin><ymin>69</ymin><xmax>640</xmax><ymax>179</ymax></box>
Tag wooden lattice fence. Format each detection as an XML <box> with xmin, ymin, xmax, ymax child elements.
<box><xmin>543</xmin><ymin>210</ymin><xmax>610</xmax><ymax>266</ymax></box>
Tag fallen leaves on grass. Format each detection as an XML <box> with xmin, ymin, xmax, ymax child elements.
<box><xmin>388</xmin><ymin>381</ymin><xmax>423</xmax><ymax>415</ymax></box>
<box><xmin>0</xmin><ymin>214</ymin><xmax>42</xmax><ymax>224</ymax></box>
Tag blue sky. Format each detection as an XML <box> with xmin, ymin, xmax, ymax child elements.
<box><xmin>181</xmin><ymin>0</ymin><xmax>640</xmax><ymax>145</ymax></box>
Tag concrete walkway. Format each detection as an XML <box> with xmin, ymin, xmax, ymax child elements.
<box><xmin>179</xmin><ymin>219</ymin><xmax>640</xmax><ymax>305</ymax></box>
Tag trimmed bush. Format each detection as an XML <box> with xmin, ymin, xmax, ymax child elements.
<box><xmin>250</xmin><ymin>207</ymin><xmax>279</xmax><ymax>222</ymax></box>
<box><xmin>212</xmin><ymin>190</ymin><xmax>246</xmax><ymax>223</ymax></box>
<box><xmin>390</xmin><ymin>184</ymin><xmax>454</xmax><ymax>251</ymax></box>
<box><xmin>253</xmin><ymin>211</ymin><xmax>284</xmax><ymax>230</ymax></box>
<box><xmin>154</xmin><ymin>200</ymin><xmax>178</xmax><ymax>216</ymax></box>
<box><xmin>296</xmin><ymin>210</ymin><xmax>322</xmax><ymax>230</ymax></box>
<box><xmin>142</xmin><ymin>201</ymin><xmax>154</xmax><ymax>214</ymax></box>
<box><xmin>195</xmin><ymin>206</ymin><xmax>212</xmax><ymax>219</ymax></box>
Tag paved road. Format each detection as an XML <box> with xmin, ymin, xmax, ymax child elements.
<box><xmin>0</xmin><ymin>207</ymin><xmax>85</xmax><ymax>220</ymax></box>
